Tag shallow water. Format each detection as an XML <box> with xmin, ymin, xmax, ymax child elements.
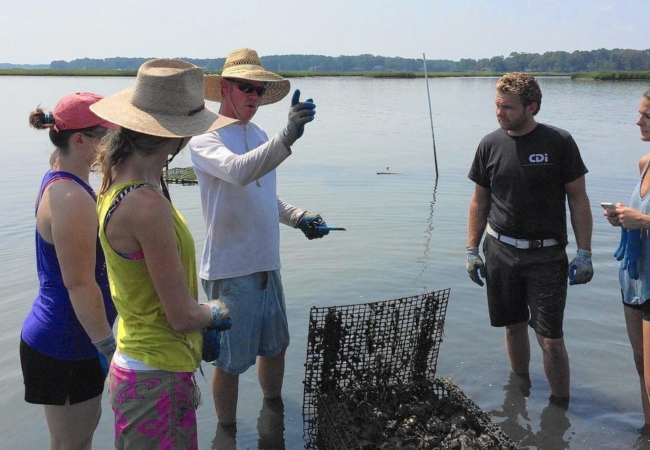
<box><xmin>1</xmin><ymin>75</ymin><xmax>650</xmax><ymax>449</ymax></box>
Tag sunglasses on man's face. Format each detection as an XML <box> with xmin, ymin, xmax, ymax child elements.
<box><xmin>228</xmin><ymin>79</ymin><xmax>266</xmax><ymax>97</ymax></box>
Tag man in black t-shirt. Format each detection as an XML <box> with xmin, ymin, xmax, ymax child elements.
<box><xmin>465</xmin><ymin>72</ymin><xmax>593</xmax><ymax>407</ymax></box>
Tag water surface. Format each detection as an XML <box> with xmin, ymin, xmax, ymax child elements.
<box><xmin>1</xmin><ymin>75</ymin><xmax>649</xmax><ymax>449</ymax></box>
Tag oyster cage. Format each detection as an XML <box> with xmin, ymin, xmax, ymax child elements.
<box><xmin>302</xmin><ymin>289</ymin><xmax>519</xmax><ymax>449</ymax></box>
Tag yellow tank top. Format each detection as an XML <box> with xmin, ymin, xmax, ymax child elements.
<box><xmin>98</xmin><ymin>181</ymin><xmax>201</xmax><ymax>372</ymax></box>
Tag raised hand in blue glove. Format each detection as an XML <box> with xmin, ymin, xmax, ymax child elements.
<box><xmin>92</xmin><ymin>333</ymin><xmax>116</xmax><ymax>379</ymax></box>
<box><xmin>614</xmin><ymin>227</ymin><xmax>628</xmax><ymax>261</ymax></box>
<box><xmin>296</xmin><ymin>212</ymin><xmax>329</xmax><ymax>240</ymax></box>
<box><xmin>621</xmin><ymin>228</ymin><xmax>641</xmax><ymax>280</ymax></box>
<box><xmin>466</xmin><ymin>247</ymin><xmax>486</xmax><ymax>287</ymax></box>
<box><xmin>280</xmin><ymin>89</ymin><xmax>316</xmax><ymax>148</ymax></box>
<box><xmin>568</xmin><ymin>249</ymin><xmax>594</xmax><ymax>285</ymax></box>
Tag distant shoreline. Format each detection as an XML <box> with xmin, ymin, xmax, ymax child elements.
<box><xmin>0</xmin><ymin>69</ymin><xmax>510</xmax><ymax>78</ymax></box>
<box><xmin>1</xmin><ymin>69</ymin><xmax>649</xmax><ymax>80</ymax></box>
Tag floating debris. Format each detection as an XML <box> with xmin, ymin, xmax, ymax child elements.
<box><xmin>377</xmin><ymin>166</ymin><xmax>399</xmax><ymax>175</ymax></box>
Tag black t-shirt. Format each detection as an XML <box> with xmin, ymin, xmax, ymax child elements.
<box><xmin>468</xmin><ymin>123</ymin><xmax>588</xmax><ymax>244</ymax></box>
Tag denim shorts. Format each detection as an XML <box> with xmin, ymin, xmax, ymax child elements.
<box><xmin>484</xmin><ymin>235</ymin><xmax>568</xmax><ymax>339</ymax></box>
<box><xmin>202</xmin><ymin>270</ymin><xmax>290</xmax><ymax>375</ymax></box>
<box><xmin>109</xmin><ymin>364</ymin><xmax>200</xmax><ymax>450</ymax></box>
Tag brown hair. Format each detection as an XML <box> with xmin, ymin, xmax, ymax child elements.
<box><xmin>30</xmin><ymin>106</ymin><xmax>105</xmax><ymax>163</ymax></box>
<box><xmin>96</xmin><ymin>128</ymin><xmax>185</xmax><ymax>200</ymax></box>
<box><xmin>496</xmin><ymin>72</ymin><xmax>542</xmax><ymax>116</ymax></box>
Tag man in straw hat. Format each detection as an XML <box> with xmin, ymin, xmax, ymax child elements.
<box><xmin>189</xmin><ymin>48</ymin><xmax>330</xmax><ymax>426</ymax></box>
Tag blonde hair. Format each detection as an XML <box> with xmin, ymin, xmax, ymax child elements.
<box><xmin>95</xmin><ymin>129</ymin><xmax>176</xmax><ymax>198</ymax></box>
<box><xmin>496</xmin><ymin>72</ymin><xmax>542</xmax><ymax>116</ymax></box>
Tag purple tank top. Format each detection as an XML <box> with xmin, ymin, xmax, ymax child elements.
<box><xmin>21</xmin><ymin>170</ymin><xmax>117</xmax><ymax>360</ymax></box>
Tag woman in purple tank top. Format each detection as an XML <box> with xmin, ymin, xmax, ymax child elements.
<box><xmin>19</xmin><ymin>92</ymin><xmax>118</xmax><ymax>450</ymax></box>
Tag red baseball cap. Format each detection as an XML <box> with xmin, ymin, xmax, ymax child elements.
<box><xmin>51</xmin><ymin>92</ymin><xmax>116</xmax><ymax>131</ymax></box>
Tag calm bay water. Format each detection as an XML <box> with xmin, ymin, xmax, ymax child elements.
<box><xmin>1</xmin><ymin>74</ymin><xmax>650</xmax><ymax>449</ymax></box>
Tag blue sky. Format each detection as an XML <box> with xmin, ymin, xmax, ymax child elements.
<box><xmin>3</xmin><ymin>0</ymin><xmax>648</xmax><ymax>64</ymax></box>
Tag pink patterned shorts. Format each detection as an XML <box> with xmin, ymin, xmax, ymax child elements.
<box><xmin>108</xmin><ymin>364</ymin><xmax>201</xmax><ymax>450</ymax></box>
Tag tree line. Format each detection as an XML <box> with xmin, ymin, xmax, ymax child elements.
<box><xmin>26</xmin><ymin>48</ymin><xmax>650</xmax><ymax>73</ymax></box>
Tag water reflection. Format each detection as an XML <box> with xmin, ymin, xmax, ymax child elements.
<box><xmin>257</xmin><ymin>397</ymin><xmax>285</xmax><ymax>449</ymax></box>
<box><xmin>211</xmin><ymin>423</ymin><xmax>237</xmax><ymax>450</ymax></box>
<box><xmin>631</xmin><ymin>427</ymin><xmax>650</xmax><ymax>450</ymax></box>
<box><xmin>525</xmin><ymin>400</ymin><xmax>571</xmax><ymax>450</ymax></box>
<box><xmin>210</xmin><ymin>397</ymin><xmax>286</xmax><ymax>450</ymax></box>
<box><xmin>488</xmin><ymin>372</ymin><xmax>533</xmax><ymax>446</ymax></box>
<box><xmin>413</xmin><ymin>177</ymin><xmax>439</xmax><ymax>291</ymax></box>
<box><xmin>489</xmin><ymin>372</ymin><xmax>571</xmax><ymax>450</ymax></box>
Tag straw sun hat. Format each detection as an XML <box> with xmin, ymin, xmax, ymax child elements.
<box><xmin>90</xmin><ymin>59</ymin><xmax>235</xmax><ymax>138</ymax></box>
<box><xmin>204</xmin><ymin>48</ymin><xmax>290</xmax><ymax>106</ymax></box>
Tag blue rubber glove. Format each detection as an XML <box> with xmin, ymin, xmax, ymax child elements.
<box><xmin>294</xmin><ymin>92</ymin><xmax>314</xmax><ymax>140</ymax></box>
<box><xmin>568</xmin><ymin>249</ymin><xmax>594</xmax><ymax>285</ymax></box>
<box><xmin>614</xmin><ymin>227</ymin><xmax>627</xmax><ymax>261</ymax></box>
<box><xmin>92</xmin><ymin>333</ymin><xmax>116</xmax><ymax>379</ymax></box>
<box><xmin>204</xmin><ymin>299</ymin><xmax>232</xmax><ymax>331</ymax></box>
<box><xmin>280</xmin><ymin>90</ymin><xmax>316</xmax><ymax>147</ymax></box>
<box><xmin>202</xmin><ymin>328</ymin><xmax>222</xmax><ymax>363</ymax></box>
<box><xmin>621</xmin><ymin>229</ymin><xmax>641</xmax><ymax>280</ymax></box>
<box><xmin>202</xmin><ymin>299</ymin><xmax>232</xmax><ymax>363</ymax></box>
<box><xmin>296</xmin><ymin>212</ymin><xmax>329</xmax><ymax>240</ymax></box>
<box><xmin>466</xmin><ymin>247</ymin><xmax>486</xmax><ymax>287</ymax></box>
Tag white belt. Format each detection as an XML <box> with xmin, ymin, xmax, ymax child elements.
<box><xmin>486</xmin><ymin>224</ymin><xmax>559</xmax><ymax>249</ymax></box>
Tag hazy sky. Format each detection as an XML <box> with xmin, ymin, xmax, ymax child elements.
<box><xmin>4</xmin><ymin>0</ymin><xmax>648</xmax><ymax>64</ymax></box>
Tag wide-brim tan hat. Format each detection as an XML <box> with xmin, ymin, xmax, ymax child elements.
<box><xmin>90</xmin><ymin>59</ymin><xmax>236</xmax><ymax>138</ymax></box>
<box><xmin>204</xmin><ymin>48</ymin><xmax>290</xmax><ymax>106</ymax></box>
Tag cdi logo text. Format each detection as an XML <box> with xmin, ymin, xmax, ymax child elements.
<box><xmin>529</xmin><ymin>154</ymin><xmax>548</xmax><ymax>163</ymax></box>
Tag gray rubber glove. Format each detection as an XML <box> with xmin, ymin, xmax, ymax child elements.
<box><xmin>466</xmin><ymin>247</ymin><xmax>486</xmax><ymax>287</ymax></box>
<box><xmin>92</xmin><ymin>333</ymin><xmax>116</xmax><ymax>378</ymax></box>
<box><xmin>280</xmin><ymin>89</ymin><xmax>316</xmax><ymax>148</ymax></box>
<box><xmin>568</xmin><ymin>249</ymin><xmax>594</xmax><ymax>285</ymax></box>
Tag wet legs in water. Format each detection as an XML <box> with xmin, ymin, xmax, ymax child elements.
<box><xmin>505</xmin><ymin>322</ymin><xmax>570</xmax><ymax>401</ymax></box>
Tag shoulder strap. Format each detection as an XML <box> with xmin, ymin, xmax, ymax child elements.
<box><xmin>641</xmin><ymin>158</ymin><xmax>650</xmax><ymax>179</ymax></box>
<box><xmin>36</xmin><ymin>172</ymin><xmax>95</xmax><ymax>216</ymax></box>
<box><xmin>102</xmin><ymin>183</ymin><xmax>151</xmax><ymax>230</ymax></box>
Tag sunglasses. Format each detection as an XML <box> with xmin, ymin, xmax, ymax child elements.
<box><xmin>228</xmin><ymin>79</ymin><xmax>266</xmax><ymax>97</ymax></box>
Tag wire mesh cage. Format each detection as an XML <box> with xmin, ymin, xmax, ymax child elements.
<box><xmin>302</xmin><ymin>289</ymin><xmax>520</xmax><ymax>449</ymax></box>
<box><xmin>162</xmin><ymin>166</ymin><xmax>197</xmax><ymax>185</ymax></box>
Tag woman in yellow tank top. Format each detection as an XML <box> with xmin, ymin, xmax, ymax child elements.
<box><xmin>91</xmin><ymin>59</ymin><xmax>234</xmax><ymax>450</ymax></box>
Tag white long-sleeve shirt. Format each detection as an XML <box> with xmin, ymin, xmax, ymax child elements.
<box><xmin>189</xmin><ymin>121</ymin><xmax>305</xmax><ymax>280</ymax></box>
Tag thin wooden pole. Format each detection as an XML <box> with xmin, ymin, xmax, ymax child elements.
<box><xmin>423</xmin><ymin>53</ymin><xmax>439</xmax><ymax>178</ymax></box>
